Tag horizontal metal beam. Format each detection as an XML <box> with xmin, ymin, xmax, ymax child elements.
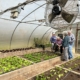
<box><xmin>0</xmin><ymin>0</ymin><xmax>44</xmax><ymax>15</ymax></box>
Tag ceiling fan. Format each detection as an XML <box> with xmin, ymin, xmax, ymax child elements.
<box><xmin>45</xmin><ymin>0</ymin><xmax>78</xmax><ymax>27</ymax></box>
<box><xmin>49</xmin><ymin>0</ymin><xmax>75</xmax><ymax>23</ymax></box>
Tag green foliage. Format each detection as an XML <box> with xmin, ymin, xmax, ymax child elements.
<box><xmin>0</xmin><ymin>56</ymin><xmax>32</xmax><ymax>74</ymax></box>
<box><xmin>24</xmin><ymin>52</ymin><xmax>58</xmax><ymax>63</ymax></box>
<box><xmin>34</xmin><ymin>38</ymin><xmax>51</xmax><ymax>48</ymax></box>
<box><xmin>34</xmin><ymin>66</ymin><xmax>68</xmax><ymax>80</ymax></box>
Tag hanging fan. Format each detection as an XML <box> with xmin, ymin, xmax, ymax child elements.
<box><xmin>45</xmin><ymin>0</ymin><xmax>78</xmax><ymax>28</ymax></box>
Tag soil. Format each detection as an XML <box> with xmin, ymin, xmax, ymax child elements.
<box><xmin>30</xmin><ymin>57</ymin><xmax>80</xmax><ymax>80</ymax></box>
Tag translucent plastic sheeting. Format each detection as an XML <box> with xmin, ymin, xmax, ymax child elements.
<box><xmin>28</xmin><ymin>26</ymin><xmax>52</xmax><ymax>47</ymax></box>
<box><xmin>0</xmin><ymin>18</ymin><xmax>56</xmax><ymax>50</ymax></box>
<box><xmin>11</xmin><ymin>23</ymin><xmax>41</xmax><ymax>49</ymax></box>
<box><xmin>11</xmin><ymin>23</ymin><xmax>56</xmax><ymax>49</ymax></box>
<box><xmin>0</xmin><ymin>19</ymin><xmax>18</xmax><ymax>50</ymax></box>
<box><xmin>0</xmin><ymin>0</ymin><xmax>57</xmax><ymax>50</ymax></box>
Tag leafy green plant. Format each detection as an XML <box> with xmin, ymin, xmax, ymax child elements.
<box><xmin>34</xmin><ymin>38</ymin><xmax>51</xmax><ymax>48</ymax></box>
<box><xmin>64</xmin><ymin>70</ymin><xmax>68</xmax><ymax>73</ymax></box>
<box><xmin>0</xmin><ymin>56</ymin><xmax>32</xmax><ymax>74</ymax></box>
<box><xmin>24</xmin><ymin>52</ymin><xmax>58</xmax><ymax>63</ymax></box>
<box><xmin>34</xmin><ymin>66</ymin><xmax>70</xmax><ymax>80</ymax></box>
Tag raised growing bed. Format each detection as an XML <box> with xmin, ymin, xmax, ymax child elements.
<box><xmin>0</xmin><ymin>56</ymin><xmax>32</xmax><ymax>75</ymax></box>
<box><xmin>0</xmin><ymin>55</ymin><xmax>61</xmax><ymax>80</ymax></box>
<box><xmin>0</xmin><ymin>48</ymin><xmax>43</xmax><ymax>58</ymax></box>
<box><xmin>31</xmin><ymin>66</ymin><xmax>80</xmax><ymax>80</ymax></box>
<box><xmin>22</xmin><ymin>51</ymin><xmax>59</xmax><ymax>63</ymax></box>
<box><xmin>61</xmin><ymin>56</ymin><xmax>80</xmax><ymax>73</ymax></box>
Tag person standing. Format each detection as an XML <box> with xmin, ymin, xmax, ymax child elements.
<box><xmin>68</xmin><ymin>30</ymin><xmax>75</xmax><ymax>59</ymax></box>
<box><xmin>50</xmin><ymin>32</ymin><xmax>56</xmax><ymax>51</ymax></box>
<box><xmin>62</xmin><ymin>32</ymin><xmax>69</xmax><ymax>61</ymax></box>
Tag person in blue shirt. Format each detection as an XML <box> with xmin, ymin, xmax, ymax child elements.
<box><xmin>62</xmin><ymin>31</ymin><xmax>69</xmax><ymax>61</ymax></box>
<box><xmin>50</xmin><ymin>32</ymin><xmax>57</xmax><ymax>51</ymax></box>
<box><xmin>68</xmin><ymin>30</ymin><xmax>75</xmax><ymax>59</ymax></box>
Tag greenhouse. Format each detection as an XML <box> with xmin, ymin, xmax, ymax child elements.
<box><xmin>0</xmin><ymin>0</ymin><xmax>80</xmax><ymax>80</ymax></box>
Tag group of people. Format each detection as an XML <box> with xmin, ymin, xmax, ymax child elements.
<box><xmin>50</xmin><ymin>30</ymin><xmax>75</xmax><ymax>61</ymax></box>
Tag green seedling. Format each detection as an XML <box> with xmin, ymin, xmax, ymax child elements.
<box><xmin>50</xmin><ymin>73</ymin><xmax>54</xmax><ymax>77</ymax></box>
<box><xmin>58</xmin><ymin>73</ymin><xmax>64</xmax><ymax>78</ymax></box>
<box><xmin>68</xmin><ymin>68</ymin><xmax>72</xmax><ymax>71</ymax></box>
<box><xmin>46</xmin><ymin>76</ymin><xmax>50</xmax><ymax>80</ymax></box>
<box><xmin>64</xmin><ymin>70</ymin><xmax>68</xmax><ymax>73</ymax></box>
<box><xmin>41</xmin><ymin>77</ymin><xmax>46</xmax><ymax>80</ymax></box>
<box><xmin>56</xmin><ymin>78</ymin><xmax>59</xmax><ymax>80</ymax></box>
<box><xmin>50</xmin><ymin>69</ymin><xmax>53</xmax><ymax>72</ymax></box>
<box><xmin>54</xmin><ymin>72</ymin><xmax>57</xmax><ymax>75</ymax></box>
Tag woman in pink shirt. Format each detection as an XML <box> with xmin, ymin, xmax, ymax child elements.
<box><xmin>55</xmin><ymin>37</ymin><xmax>63</xmax><ymax>54</ymax></box>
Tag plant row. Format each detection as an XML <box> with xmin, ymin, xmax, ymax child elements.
<box><xmin>31</xmin><ymin>56</ymin><xmax>80</xmax><ymax>80</ymax></box>
<box><xmin>24</xmin><ymin>52</ymin><xmax>58</xmax><ymax>63</ymax></box>
<box><xmin>0</xmin><ymin>56</ymin><xmax>32</xmax><ymax>74</ymax></box>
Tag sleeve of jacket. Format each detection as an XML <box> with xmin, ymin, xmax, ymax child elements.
<box><xmin>50</xmin><ymin>37</ymin><xmax>52</xmax><ymax>43</ymax></box>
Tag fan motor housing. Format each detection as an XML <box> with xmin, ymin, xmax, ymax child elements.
<box><xmin>53</xmin><ymin>0</ymin><xmax>59</xmax><ymax>5</ymax></box>
<box><xmin>52</xmin><ymin>5</ymin><xmax>61</xmax><ymax>15</ymax></box>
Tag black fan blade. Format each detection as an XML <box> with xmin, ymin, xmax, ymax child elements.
<box><xmin>59</xmin><ymin>0</ymin><xmax>68</xmax><ymax>7</ymax></box>
<box><xmin>48</xmin><ymin>13</ymin><xmax>56</xmax><ymax>23</ymax></box>
<box><xmin>61</xmin><ymin>10</ymin><xmax>74</xmax><ymax>23</ymax></box>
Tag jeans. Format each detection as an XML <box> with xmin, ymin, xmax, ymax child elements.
<box><xmin>68</xmin><ymin>44</ymin><xmax>73</xmax><ymax>59</ymax></box>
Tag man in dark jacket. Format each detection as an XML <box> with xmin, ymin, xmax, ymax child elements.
<box><xmin>62</xmin><ymin>31</ymin><xmax>69</xmax><ymax>61</ymax></box>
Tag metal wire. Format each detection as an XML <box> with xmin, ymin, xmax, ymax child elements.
<box><xmin>0</xmin><ymin>0</ymin><xmax>44</xmax><ymax>15</ymax></box>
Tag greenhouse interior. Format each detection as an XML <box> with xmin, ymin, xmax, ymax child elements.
<box><xmin>0</xmin><ymin>0</ymin><xmax>80</xmax><ymax>80</ymax></box>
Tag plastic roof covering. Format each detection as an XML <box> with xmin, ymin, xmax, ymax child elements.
<box><xmin>45</xmin><ymin>0</ymin><xmax>79</xmax><ymax>29</ymax></box>
<box><xmin>0</xmin><ymin>0</ymin><xmax>57</xmax><ymax>50</ymax></box>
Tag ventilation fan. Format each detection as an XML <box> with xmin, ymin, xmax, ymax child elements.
<box><xmin>45</xmin><ymin>0</ymin><xmax>78</xmax><ymax>27</ymax></box>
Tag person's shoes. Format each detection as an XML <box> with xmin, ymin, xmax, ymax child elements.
<box><xmin>69</xmin><ymin>57</ymin><xmax>73</xmax><ymax>60</ymax></box>
<box><xmin>61</xmin><ymin>59</ymin><xmax>65</xmax><ymax>61</ymax></box>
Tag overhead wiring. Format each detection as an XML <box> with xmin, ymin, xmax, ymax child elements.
<box><xmin>0</xmin><ymin>0</ymin><xmax>46</xmax><ymax>15</ymax></box>
<box><xmin>0</xmin><ymin>17</ymin><xmax>46</xmax><ymax>26</ymax></box>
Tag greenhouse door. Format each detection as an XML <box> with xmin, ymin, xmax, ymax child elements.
<box><xmin>77</xmin><ymin>30</ymin><xmax>80</xmax><ymax>50</ymax></box>
<box><xmin>76</xmin><ymin>29</ymin><xmax>80</xmax><ymax>52</ymax></box>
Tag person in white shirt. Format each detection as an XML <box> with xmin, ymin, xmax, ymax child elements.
<box><xmin>68</xmin><ymin>30</ymin><xmax>75</xmax><ymax>59</ymax></box>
